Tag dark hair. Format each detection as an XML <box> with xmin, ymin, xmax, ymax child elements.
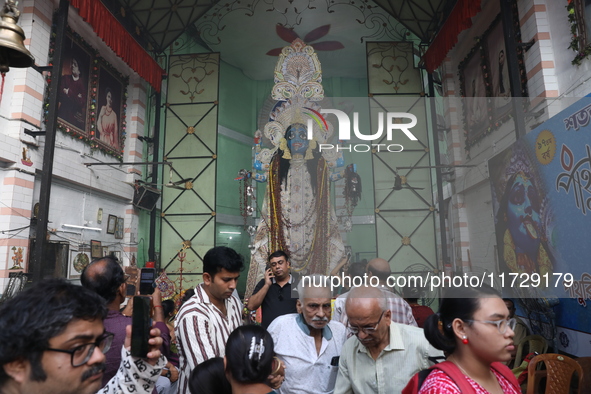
<box><xmin>0</xmin><ymin>279</ymin><xmax>106</xmax><ymax>386</ymax></box>
<box><xmin>503</xmin><ymin>298</ymin><xmax>515</xmax><ymax>309</ymax></box>
<box><xmin>403</xmin><ymin>286</ymin><xmax>422</xmax><ymax>302</ymax></box>
<box><xmin>225</xmin><ymin>325</ymin><xmax>274</xmax><ymax>384</ymax></box>
<box><xmin>423</xmin><ymin>285</ymin><xmax>501</xmax><ymax>354</ymax></box>
<box><xmin>181</xmin><ymin>288</ymin><xmax>195</xmax><ymax>305</ymax></box>
<box><xmin>268</xmin><ymin>250</ymin><xmax>289</xmax><ymax>263</ymax></box>
<box><xmin>347</xmin><ymin>262</ymin><xmax>366</xmax><ymax>279</ymax></box>
<box><xmin>80</xmin><ymin>255</ymin><xmax>125</xmax><ymax>304</ymax></box>
<box><xmin>162</xmin><ymin>299</ymin><xmax>175</xmax><ymax>319</ymax></box>
<box><xmin>203</xmin><ymin>246</ymin><xmax>244</xmax><ymax>278</ymax></box>
<box><xmin>189</xmin><ymin>357</ymin><xmax>232</xmax><ymax>394</ymax></box>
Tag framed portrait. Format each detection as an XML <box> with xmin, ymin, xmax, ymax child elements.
<box><xmin>102</xmin><ymin>246</ymin><xmax>109</xmax><ymax>257</ymax></box>
<box><xmin>69</xmin><ymin>249</ymin><xmax>90</xmax><ymax>279</ymax></box>
<box><xmin>95</xmin><ymin>65</ymin><xmax>125</xmax><ymax>153</ymax></box>
<box><xmin>484</xmin><ymin>18</ymin><xmax>511</xmax><ymax>116</ymax></box>
<box><xmin>107</xmin><ymin>214</ymin><xmax>117</xmax><ymax>234</ymax></box>
<box><xmin>115</xmin><ymin>217</ymin><xmax>124</xmax><ymax>239</ymax></box>
<box><xmin>459</xmin><ymin>45</ymin><xmax>489</xmax><ymax>146</ymax></box>
<box><xmin>57</xmin><ymin>34</ymin><xmax>92</xmax><ymax>136</ymax></box>
<box><xmin>90</xmin><ymin>240</ymin><xmax>102</xmax><ymax>259</ymax></box>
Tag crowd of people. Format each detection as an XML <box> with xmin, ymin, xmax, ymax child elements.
<box><xmin>0</xmin><ymin>246</ymin><xmax>523</xmax><ymax>394</ymax></box>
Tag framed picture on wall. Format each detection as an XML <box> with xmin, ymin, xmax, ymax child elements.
<box><xmin>90</xmin><ymin>240</ymin><xmax>102</xmax><ymax>259</ymax></box>
<box><xmin>484</xmin><ymin>17</ymin><xmax>511</xmax><ymax>117</ymax></box>
<box><xmin>115</xmin><ymin>217</ymin><xmax>124</xmax><ymax>239</ymax></box>
<box><xmin>107</xmin><ymin>214</ymin><xmax>117</xmax><ymax>234</ymax></box>
<box><xmin>57</xmin><ymin>34</ymin><xmax>92</xmax><ymax>136</ymax></box>
<box><xmin>102</xmin><ymin>246</ymin><xmax>109</xmax><ymax>257</ymax></box>
<box><xmin>95</xmin><ymin>64</ymin><xmax>125</xmax><ymax>154</ymax></box>
<box><xmin>459</xmin><ymin>45</ymin><xmax>489</xmax><ymax>146</ymax></box>
<box><xmin>69</xmin><ymin>250</ymin><xmax>90</xmax><ymax>279</ymax></box>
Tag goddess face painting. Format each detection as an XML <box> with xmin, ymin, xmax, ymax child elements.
<box><xmin>286</xmin><ymin>123</ymin><xmax>309</xmax><ymax>155</ymax></box>
<box><xmin>506</xmin><ymin>172</ymin><xmax>542</xmax><ymax>257</ymax></box>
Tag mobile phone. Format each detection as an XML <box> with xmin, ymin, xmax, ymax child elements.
<box><xmin>126</xmin><ymin>284</ymin><xmax>136</xmax><ymax>297</ymax></box>
<box><xmin>131</xmin><ymin>296</ymin><xmax>151</xmax><ymax>358</ymax></box>
<box><xmin>265</xmin><ymin>266</ymin><xmax>274</xmax><ymax>276</ymax></box>
<box><xmin>139</xmin><ymin>267</ymin><xmax>156</xmax><ymax>295</ymax></box>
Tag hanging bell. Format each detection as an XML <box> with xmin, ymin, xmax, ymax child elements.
<box><xmin>0</xmin><ymin>1</ymin><xmax>35</xmax><ymax>73</ymax></box>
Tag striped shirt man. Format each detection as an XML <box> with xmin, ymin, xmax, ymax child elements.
<box><xmin>175</xmin><ymin>282</ymin><xmax>242</xmax><ymax>394</ymax></box>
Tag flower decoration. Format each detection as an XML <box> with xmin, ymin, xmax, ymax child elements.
<box><xmin>266</xmin><ymin>24</ymin><xmax>344</xmax><ymax>56</ymax></box>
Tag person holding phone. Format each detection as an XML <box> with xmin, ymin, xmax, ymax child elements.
<box><xmin>0</xmin><ymin>278</ymin><xmax>166</xmax><ymax>394</ymax></box>
<box><xmin>247</xmin><ymin>250</ymin><xmax>299</xmax><ymax>328</ymax></box>
<box><xmin>81</xmin><ymin>255</ymin><xmax>170</xmax><ymax>389</ymax></box>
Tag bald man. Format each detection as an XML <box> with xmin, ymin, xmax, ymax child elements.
<box><xmin>333</xmin><ymin>258</ymin><xmax>417</xmax><ymax>329</ymax></box>
<box><xmin>334</xmin><ymin>287</ymin><xmax>441</xmax><ymax>394</ymax></box>
<box><xmin>268</xmin><ymin>274</ymin><xmax>347</xmax><ymax>394</ymax></box>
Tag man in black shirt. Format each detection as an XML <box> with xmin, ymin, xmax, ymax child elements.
<box><xmin>247</xmin><ymin>250</ymin><xmax>298</xmax><ymax>328</ymax></box>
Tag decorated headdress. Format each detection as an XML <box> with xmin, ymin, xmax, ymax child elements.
<box><xmin>258</xmin><ymin>39</ymin><xmax>336</xmax><ymax>162</ymax></box>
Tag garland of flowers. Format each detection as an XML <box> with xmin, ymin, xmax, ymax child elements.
<box><xmin>567</xmin><ymin>1</ymin><xmax>591</xmax><ymax>65</ymax></box>
<box><xmin>44</xmin><ymin>22</ymin><xmax>128</xmax><ymax>160</ymax></box>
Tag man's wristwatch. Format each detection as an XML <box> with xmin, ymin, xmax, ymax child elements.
<box><xmin>163</xmin><ymin>367</ymin><xmax>171</xmax><ymax>379</ymax></box>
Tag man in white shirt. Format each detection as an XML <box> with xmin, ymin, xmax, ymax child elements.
<box><xmin>334</xmin><ymin>286</ymin><xmax>442</xmax><ymax>394</ymax></box>
<box><xmin>268</xmin><ymin>274</ymin><xmax>347</xmax><ymax>394</ymax></box>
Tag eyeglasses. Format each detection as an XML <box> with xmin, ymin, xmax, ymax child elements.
<box><xmin>347</xmin><ymin>311</ymin><xmax>385</xmax><ymax>335</ymax></box>
<box><xmin>46</xmin><ymin>332</ymin><xmax>114</xmax><ymax>367</ymax></box>
<box><xmin>465</xmin><ymin>318</ymin><xmax>516</xmax><ymax>334</ymax></box>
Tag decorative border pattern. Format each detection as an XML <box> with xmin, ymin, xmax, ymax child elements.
<box><xmin>45</xmin><ymin>22</ymin><xmax>128</xmax><ymax>159</ymax></box>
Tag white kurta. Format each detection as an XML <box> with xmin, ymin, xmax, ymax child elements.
<box><xmin>268</xmin><ymin>313</ymin><xmax>347</xmax><ymax>394</ymax></box>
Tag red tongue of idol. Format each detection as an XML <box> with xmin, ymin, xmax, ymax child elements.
<box><xmin>523</xmin><ymin>219</ymin><xmax>538</xmax><ymax>239</ymax></box>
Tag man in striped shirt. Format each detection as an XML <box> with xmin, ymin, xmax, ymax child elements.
<box><xmin>175</xmin><ymin>246</ymin><xmax>244</xmax><ymax>394</ymax></box>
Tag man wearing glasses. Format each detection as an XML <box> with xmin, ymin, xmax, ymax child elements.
<box><xmin>247</xmin><ymin>250</ymin><xmax>299</xmax><ymax>328</ymax></box>
<box><xmin>268</xmin><ymin>274</ymin><xmax>346</xmax><ymax>394</ymax></box>
<box><xmin>0</xmin><ymin>278</ymin><xmax>165</xmax><ymax>394</ymax></box>
<box><xmin>334</xmin><ymin>286</ymin><xmax>442</xmax><ymax>394</ymax></box>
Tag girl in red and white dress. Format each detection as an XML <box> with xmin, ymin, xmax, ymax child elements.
<box><xmin>418</xmin><ymin>286</ymin><xmax>520</xmax><ymax>394</ymax></box>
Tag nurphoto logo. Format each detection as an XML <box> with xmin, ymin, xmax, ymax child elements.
<box><xmin>306</xmin><ymin>108</ymin><xmax>418</xmax><ymax>152</ymax></box>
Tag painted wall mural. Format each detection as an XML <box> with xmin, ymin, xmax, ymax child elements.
<box><xmin>489</xmin><ymin>98</ymin><xmax>591</xmax><ymax>341</ymax></box>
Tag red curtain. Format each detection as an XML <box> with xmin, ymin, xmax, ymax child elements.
<box><xmin>69</xmin><ymin>0</ymin><xmax>164</xmax><ymax>92</ymax></box>
<box><xmin>423</xmin><ymin>0</ymin><xmax>482</xmax><ymax>73</ymax></box>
